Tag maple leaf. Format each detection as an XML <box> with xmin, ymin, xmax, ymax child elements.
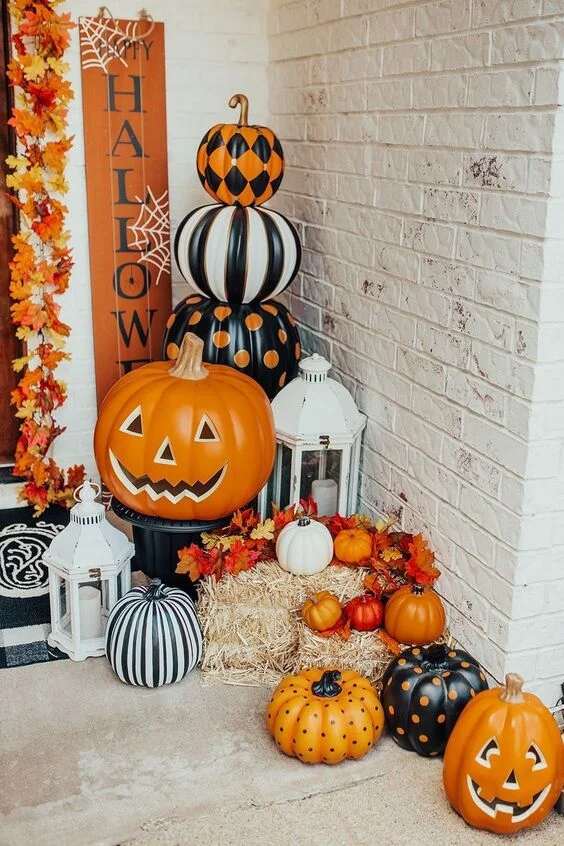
<box><xmin>223</xmin><ymin>540</ymin><xmax>261</xmax><ymax>576</ymax></box>
<box><xmin>380</xmin><ymin>546</ymin><xmax>403</xmax><ymax>563</ymax></box>
<box><xmin>229</xmin><ymin>507</ymin><xmax>260</xmax><ymax>534</ymax></box>
<box><xmin>323</xmin><ymin>513</ymin><xmax>361</xmax><ymax>538</ymax></box>
<box><xmin>405</xmin><ymin>534</ymin><xmax>440</xmax><ymax>585</ymax></box>
<box><xmin>273</xmin><ymin>503</ymin><xmax>297</xmax><ymax>533</ymax></box>
<box><xmin>250</xmin><ymin>519</ymin><xmax>275</xmax><ymax>541</ymax></box>
<box><xmin>176</xmin><ymin>544</ymin><xmax>208</xmax><ymax>581</ymax></box>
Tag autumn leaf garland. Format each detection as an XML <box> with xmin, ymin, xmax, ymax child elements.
<box><xmin>6</xmin><ymin>1</ymin><xmax>84</xmax><ymax>513</ymax></box>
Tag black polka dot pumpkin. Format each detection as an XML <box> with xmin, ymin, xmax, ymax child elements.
<box><xmin>163</xmin><ymin>296</ymin><xmax>301</xmax><ymax>400</ymax></box>
<box><xmin>382</xmin><ymin>643</ymin><xmax>488</xmax><ymax>757</ymax></box>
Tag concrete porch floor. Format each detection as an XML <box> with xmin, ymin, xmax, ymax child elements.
<box><xmin>1</xmin><ymin>659</ymin><xmax>561</xmax><ymax>846</ymax></box>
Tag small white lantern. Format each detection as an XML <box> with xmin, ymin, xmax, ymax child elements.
<box><xmin>44</xmin><ymin>480</ymin><xmax>134</xmax><ymax>661</ymax></box>
<box><xmin>258</xmin><ymin>353</ymin><xmax>366</xmax><ymax>518</ymax></box>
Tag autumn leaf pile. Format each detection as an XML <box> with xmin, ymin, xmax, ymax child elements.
<box><xmin>6</xmin><ymin>1</ymin><xmax>84</xmax><ymax>513</ymax></box>
<box><xmin>177</xmin><ymin>499</ymin><xmax>440</xmax><ymax>589</ymax></box>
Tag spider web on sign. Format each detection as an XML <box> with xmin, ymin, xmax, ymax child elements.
<box><xmin>79</xmin><ymin>17</ymin><xmax>137</xmax><ymax>73</ymax></box>
<box><xmin>128</xmin><ymin>187</ymin><xmax>171</xmax><ymax>286</ymax></box>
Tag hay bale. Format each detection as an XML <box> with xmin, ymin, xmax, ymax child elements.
<box><xmin>293</xmin><ymin>624</ymin><xmax>393</xmax><ymax>690</ymax></box>
<box><xmin>197</xmin><ymin>560</ymin><xmax>365</xmax><ymax>686</ymax></box>
<box><xmin>197</xmin><ymin>558</ymin><xmax>452</xmax><ymax>688</ymax></box>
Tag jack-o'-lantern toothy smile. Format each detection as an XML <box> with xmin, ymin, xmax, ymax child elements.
<box><xmin>109</xmin><ymin>449</ymin><xmax>227</xmax><ymax>504</ymax></box>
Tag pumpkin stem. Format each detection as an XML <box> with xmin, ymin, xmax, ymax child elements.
<box><xmin>169</xmin><ymin>334</ymin><xmax>208</xmax><ymax>381</ymax></box>
<box><xmin>297</xmin><ymin>516</ymin><xmax>311</xmax><ymax>527</ymax></box>
<box><xmin>500</xmin><ymin>673</ymin><xmax>525</xmax><ymax>703</ymax></box>
<box><xmin>311</xmin><ymin>670</ymin><xmax>342</xmax><ymax>698</ymax></box>
<box><xmin>228</xmin><ymin>93</ymin><xmax>249</xmax><ymax>126</ymax></box>
<box><xmin>412</xmin><ymin>584</ymin><xmax>424</xmax><ymax>595</ymax></box>
<box><xmin>146</xmin><ymin>579</ymin><xmax>166</xmax><ymax>600</ymax></box>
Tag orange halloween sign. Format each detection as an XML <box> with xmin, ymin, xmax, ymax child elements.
<box><xmin>79</xmin><ymin>15</ymin><xmax>171</xmax><ymax>405</ymax></box>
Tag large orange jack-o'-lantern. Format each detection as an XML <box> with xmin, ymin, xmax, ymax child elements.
<box><xmin>94</xmin><ymin>334</ymin><xmax>275</xmax><ymax>520</ymax></box>
<box><xmin>443</xmin><ymin>673</ymin><xmax>564</xmax><ymax>834</ymax></box>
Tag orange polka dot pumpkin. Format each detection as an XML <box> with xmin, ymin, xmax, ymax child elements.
<box><xmin>382</xmin><ymin>643</ymin><xmax>488</xmax><ymax>758</ymax></box>
<box><xmin>94</xmin><ymin>334</ymin><xmax>275</xmax><ymax>520</ymax></box>
<box><xmin>163</xmin><ymin>297</ymin><xmax>300</xmax><ymax>400</ymax></box>
<box><xmin>196</xmin><ymin>93</ymin><xmax>284</xmax><ymax>207</ymax></box>
<box><xmin>267</xmin><ymin>669</ymin><xmax>384</xmax><ymax>765</ymax></box>
<box><xmin>443</xmin><ymin>673</ymin><xmax>564</xmax><ymax>834</ymax></box>
<box><xmin>174</xmin><ymin>203</ymin><xmax>300</xmax><ymax>304</ymax></box>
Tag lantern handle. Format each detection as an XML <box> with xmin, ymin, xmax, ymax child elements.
<box><xmin>74</xmin><ymin>479</ymin><xmax>101</xmax><ymax>503</ymax></box>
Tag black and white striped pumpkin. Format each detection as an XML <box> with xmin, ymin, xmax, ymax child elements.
<box><xmin>174</xmin><ymin>204</ymin><xmax>301</xmax><ymax>304</ymax></box>
<box><xmin>105</xmin><ymin>581</ymin><xmax>203</xmax><ymax>687</ymax></box>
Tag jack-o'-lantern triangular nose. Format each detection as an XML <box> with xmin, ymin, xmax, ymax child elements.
<box><xmin>503</xmin><ymin>770</ymin><xmax>519</xmax><ymax>790</ymax></box>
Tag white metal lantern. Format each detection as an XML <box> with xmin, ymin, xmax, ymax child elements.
<box><xmin>44</xmin><ymin>480</ymin><xmax>134</xmax><ymax>661</ymax></box>
<box><xmin>258</xmin><ymin>353</ymin><xmax>366</xmax><ymax>518</ymax></box>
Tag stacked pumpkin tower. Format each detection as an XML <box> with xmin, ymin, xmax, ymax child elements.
<box><xmin>164</xmin><ymin>94</ymin><xmax>302</xmax><ymax>400</ymax></box>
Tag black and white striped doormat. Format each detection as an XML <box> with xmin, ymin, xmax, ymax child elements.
<box><xmin>0</xmin><ymin>506</ymin><xmax>69</xmax><ymax>668</ymax></box>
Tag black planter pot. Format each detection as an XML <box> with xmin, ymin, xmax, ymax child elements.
<box><xmin>112</xmin><ymin>498</ymin><xmax>226</xmax><ymax>599</ymax></box>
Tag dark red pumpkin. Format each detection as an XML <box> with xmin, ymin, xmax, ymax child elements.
<box><xmin>344</xmin><ymin>594</ymin><xmax>384</xmax><ymax>631</ymax></box>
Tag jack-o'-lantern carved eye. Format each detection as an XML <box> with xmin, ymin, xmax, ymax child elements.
<box><xmin>120</xmin><ymin>405</ymin><xmax>143</xmax><ymax>437</ymax></box>
<box><xmin>195</xmin><ymin>414</ymin><xmax>219</xmax><ymax>442</ymax></box>
<box><xmin>476</xmin><ymin>737</ymin><xmax>500</xmax><ymax>768</ymax></box>
<box><xmin>526</xmin><ymin>744</ymin><xmax>547</xmax><ymax>772</ymax></box>
<box><xmin>154</xmin><ymin>436</ymin><xmax>176</xmax><ymax>466</ymax></box>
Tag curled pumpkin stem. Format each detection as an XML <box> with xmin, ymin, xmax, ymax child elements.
<box><xmin>228</xmin><ymin>92</ymin><xmax>249</xmax><ymax>126</ymax></box>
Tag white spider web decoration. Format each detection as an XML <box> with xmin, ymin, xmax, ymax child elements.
<box><xmin>79</xmin><ymin>17</ymin><xmax>137</xmax><ymax>73</ymax></box>
<box><xmin>128</xmin><ymin>187</ymin><xmax>171</xmax><ymax>285</ymax></box>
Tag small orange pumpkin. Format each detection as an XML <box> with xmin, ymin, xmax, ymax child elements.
<box><xmin>267</xmin><ymin>668</ymin><xmax>384</xmax><ymax>764</ymax></box>
<box><xmin>302</xmin><ymin>591</ymin><xmax>342</xmax><ymax>632</ymax></box>
<box><xmin>334</xmin><ymin>528</ymin><xmax>372</xmax><ymax>564</ymax></box>
<box><xmin>384</xmin><ymin>584</ymin><xmax>445</xmax><ymax>645</ymax></box>
<box><xmin>94</xmin><ymin>334</ymin><xmax>275</xmax><ymax>520</ymax></box>
<box><xmin>444</xmin><ymin>673</ymin><xmax>564</xmax><ymax>834</ymax></box>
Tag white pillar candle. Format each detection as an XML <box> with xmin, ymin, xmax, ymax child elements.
<box><xmin>311</xmin><ymin>478</ymin><xmax>338</xmax><ymax>517</ymax></box>
<box><xmin>78</xmin><ymin>585</ymin><xmax>104</xmax><ymax>639</ymax></box>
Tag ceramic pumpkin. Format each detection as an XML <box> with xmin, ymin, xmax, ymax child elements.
<box><xmin>94</xmin><ymin>334</ymin><xmax>275</xmax><ymax>520</ymax></box>
<box><xmin>384</xmin><ymin>584</ymin><xmax>446</xmax><ymax>645</ymax></box>
<box><xmin>267</xmin><ymin>668</ymin><xmax>384</xmax><ymax>764</ymax></box>
<box><xmin>334</xmin><ymin>528</ymin><xmax>372</xmax><ymax>564</ymax></box>
<box><xmin>302</xmin><ymin>592</ymin><xmax>342</xmax><ymax>632</ymax></box>
<box><xmin>276</xmin><ymin>516</ymin><xmax>333</xmax><ymax>576</ymax></box>
<box><xmin>163</xmin><ymin>296</ymin><xmax>301</xmax><ymax>400</ymax></box>
<box><xmin>344</xmin><ymin>594</ymin><xmax>384</xmax><ymax>631</ymax></box>
<box><xmin>174</xmin><ymin>203</ymin><xmax>300</xmax><ymax>304</ymax></box>
<box><xmin>444</xmin><ymin>674</ymin><xmax>564</xmax><ymax>834</ymax></box>
<box><xmin>105</xmin><ymin>581</ymin><xmax>203</xmax><ymax>687</ymax></box>
<box><xmin>382</xmin><ymin>643</ymin><xmax>488</xmax><ymax>757</ymax></box>
<box><xmin>196</xmin><ymin>93</ymin><xmax>284</xmax><ymax>206</ymax></box>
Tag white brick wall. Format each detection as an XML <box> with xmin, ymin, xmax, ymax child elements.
<box><xmin>269</xmin><ymin>0</ymin><xmax>564</xmax><ymax>704</ymax></box>
<box><xmin>52</xmin><ymin>0</ymin><xmax>269</xmax><ymax>478</ymax></box>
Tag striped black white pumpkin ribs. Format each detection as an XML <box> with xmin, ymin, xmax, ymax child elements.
<box><xmin>105</xmin><ymin>582</ymin><xmax>203</xmax><ymax>687</ymax></box>
<box><xmin>174</xmin><ymin>204</ymin><xmax>301</xmax><ymax>304</ymax></box>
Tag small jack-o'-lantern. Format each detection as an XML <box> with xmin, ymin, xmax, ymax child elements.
<box><xmin>94</xmin><ymin>334</ymin><xmax>275</xmax><ymax>520</ymax></box>
<box><xmin>443</xmin><ymin>674</ymin><xmax>564</xmax><ymax>834</ymax></box>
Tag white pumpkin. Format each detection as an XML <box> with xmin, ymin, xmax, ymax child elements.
<box><xmin>276</xmin><ymin>516</ymin><xmax>333</xmax><ymax>576</ymax></box>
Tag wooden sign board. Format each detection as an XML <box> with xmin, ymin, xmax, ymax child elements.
<box><xmin>79</xmin><ymin>16</ymin><xmax>172</xmax><ymax>405</ymax></box>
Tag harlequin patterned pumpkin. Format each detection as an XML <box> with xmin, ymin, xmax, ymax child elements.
<box><xmin>444</xmin><ymin>673</ymin><xmax>564</xmax><ymax>834</ymax></box>
<box><xmin>105</xmin><ymin>581</ymin><xmax>203</xmax><ymax>687</ymax></box>
<box><xmin>384</xmin><ymin>584</ymin><xmax>446</xmax><ymax>645</ymax></box>
<box><xmin>174</xmin><ymin>204</ymin><xmax>301</xmax><ymax>304</ymax></box>
<box><xmin>382</xmin><ymin>643</ymin><xmax>488</xmax><ymax>757</ymax></box>
<box><xmin>267</xmin><ymin>669</ymin><xmax>384</xmax><ymax>764</ymax></box>
<box><xmin>163</xmin><ymin>296</ymin><xmax>301</xmax><ymax>400</ymax></box>
<box><xmin>196</xmin><ymin>93</ymin><xmax>284</xmax><ymax>206</ymax></box>
<box><xmin>94</xmin><ymin>334</ymin><xmax>275</xmax><ymax>520</ymax></box>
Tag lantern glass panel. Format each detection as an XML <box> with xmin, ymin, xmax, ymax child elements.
<box><xmin>299</xmin><ymin>449</ymin><xmax>342</xmax><ymax>501</ymax></box>
<box><xmin>269</xmin><ymin>443</ymin><xmax>293</xmax><ymax>510</ymax></box>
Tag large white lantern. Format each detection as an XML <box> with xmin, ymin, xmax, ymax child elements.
<box><xmin>44</xmin><ymin>480</ymin><xmax>134</xmax><ymax>661</ymax></box>
<box><xmin>258</xmin><ymin>353</ymin><xmax>366</xmax><ymax>518</ymax></box>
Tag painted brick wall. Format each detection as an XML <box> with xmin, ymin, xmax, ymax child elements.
<box><xmin>268</xmin><ymin>0</ymin><xmax>564</xmax><ymax>703</ymax></box>
<box><xmin>52</xmin><ymin>0</ymin><xmax>269</xmax><ymax>478</ymax></box>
